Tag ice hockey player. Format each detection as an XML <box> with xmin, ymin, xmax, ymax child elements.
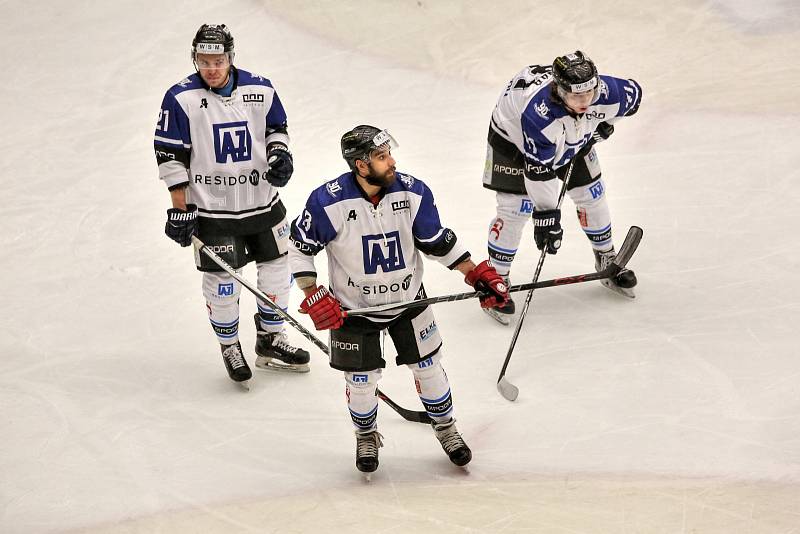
<box><xmin>153</xmin><ymin>24</ymin><xmax>310</xmax><ymax>388</ymax></box>
<box><xmin>481</xmin><ymin>51</ymin><xmax>643</xmax><ymax>323</ymax></box>
<box><xmin>288</xmin><ymin>125</ymin><xmax>509</xmax><ymax>475</ymax></box>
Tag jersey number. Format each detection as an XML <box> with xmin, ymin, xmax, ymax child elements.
<box><xmin>156</xmin><ymin>109</ymin><xmax>170</xmax><ymax>131</ymax></box>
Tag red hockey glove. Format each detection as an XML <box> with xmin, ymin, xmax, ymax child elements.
<box><xmin>465</xmin><ymin>260</ymin><xmax>509</xmax><ymax>309</ymax></box>
<box><xmin>299</xmin><ymin>286</ymin><xmax>344</xmax><ymax>330</ymax></box>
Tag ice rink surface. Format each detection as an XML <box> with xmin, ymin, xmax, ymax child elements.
<box><xmin>2</xmin><ymin>1</ymin><xmax>799</xmax><ymax>532</ymax></box>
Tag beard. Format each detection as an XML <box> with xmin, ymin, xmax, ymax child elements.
<box><xmin>364</xmin><ymin>165</ymin><xmax>396</xmax><ymax>187</ymax></box>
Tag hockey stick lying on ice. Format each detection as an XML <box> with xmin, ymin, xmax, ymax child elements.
<box><xmin>191</xmin><ymin>236</ymin><xmax>432</xmax><ymax>425</ymax></box>
<box><xmin>344</xmin><ymin>225</ymin><xmax>642</xmax><ymax>318</ymax></box>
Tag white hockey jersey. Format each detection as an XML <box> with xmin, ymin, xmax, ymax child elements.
<box><xmin>490</xmin><ymin>65</ymin><xmax>642</xmax><ymax>209</ymax></box>
<box><xmin>289</xmin><ymin>171</ymin><xmax>470</xmax><ymax>322</ymax></box>
<box><xmin>153</xmin><ymin>67</ymin><xmax>290</xmax><ymax>235</ymax></box>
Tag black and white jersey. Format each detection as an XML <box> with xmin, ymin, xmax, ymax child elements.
<box><xmin>289</xmin><ymin>171</ymin><xmax>470</xmax><ymax>322</ymax></box>
<box><xmin>153</xmin><ymin>67</ymin><xmax>289</xmax><ymax>235</ymax></box>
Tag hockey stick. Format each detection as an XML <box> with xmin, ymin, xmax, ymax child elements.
<box><xmin>497</xmin><ymin>160</ymin><xmax>576</xmax><ymax>401</ymax></box>
<box><xmin>344</xmin><ymin>225</ymin><xmax>642</xmax><ymax>317</ymax></box>
<box><xmin>191</xmin><ymin>236</ymin><xmax>432</xmax><ymax>425</ymax></box>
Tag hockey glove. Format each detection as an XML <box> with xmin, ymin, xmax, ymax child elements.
<box><xmin>165</xmin><ymin>204</ymin><xmax>198</xmax><ymax>247</ymax></box>
<box><xmin>532</xmin><ymin>208</ymin><xmax>563</xmax><ymax>254</ymax></box>
<box><xmin>465</xmin><ymin>260</ymin><xmax>509</xmax><ymax>309</ymax></box>
<box><xmin>299</xmin><ymin>286</ymin><xmax>344</xmax><ymax>330</ymax></box>
<box><xmin>591</xmin><ymin>121</ymin><xmax>614</xmax><ymax>143</ymax></box>
<box><xmin>265</xmin><ymin>144</ymin><xmax>294</xmax><ymax>187</ymax></box>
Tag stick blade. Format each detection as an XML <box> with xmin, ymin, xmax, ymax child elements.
<box><xmin>612</xmin><ymin>226</ymin><xmax>643</xmax><ymax>270</ymax></box>
<box><xmin>497</xmin><ymin>377</ymin><xmax>519</xmax><ymax>401</ymax></box>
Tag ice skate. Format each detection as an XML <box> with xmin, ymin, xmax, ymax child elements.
<box><xmin>221</xmin><ymin>341</ymin><xmax>252</xmax><ymax>390</ymax></box>
<box><xmin>355</xmin><ymin>430</ymin><xmax>383</xmax><ymax>479</ymax></box>
<box><xmin>482</xmin><ymin>276</ymin><xmax>515</xmax><ymax>325</ymax></box>
<box><xmin>594</xmin><ymin>248</ymin><xmax>637</xmax><ymax>299</ymax></box>
<box><xmin>253</xmin><ymin>314</ymin><xmax>311</xmax><ymax>373</ymax></box>
<box><xmin>432</xmin><ymin>419</ymin><xmax>472</xmax><ymax>468</ymax></box>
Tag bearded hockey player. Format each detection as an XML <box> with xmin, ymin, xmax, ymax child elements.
<box><xmin>289</xmin><ymin>125</ymin><xmax>508</xmax><ymax>475</ymax></box>
<box><xmin>154</xmin><ymin>24</ymin><xmax>310</xmax><ymax>388</ymax></box>
<box><xmin>481</xmin><ymin>51</ymin><xmax>643</xmax><ymax>324</ymax></box>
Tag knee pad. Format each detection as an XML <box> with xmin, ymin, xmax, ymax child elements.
<box><xmin>345</xmin><ymin>369</ymin><xmax>382</xmax><ymax>431</ymax></box>
<box><xmin>408</xmin><ymin>351</ymin><xmax>453</xmax><ymax>422</ymax></box>
<box><xmin>488</xmin><ymin>192</ymin><xmax>533</xmax><ymax>276</ymax></box>
<box><xmin>568</xmin><ymin>178</ymin><xmax>613</xmax><ymax>250</ymax></box>
<box><xmin>255</xmin><ymin>257</ymin><xmax>290</xmax><ymax>332</ymax></box>
<box><xmin>203</xmin><ymin>272</ymin><xmax>242</xmax><ymax>344</ymax></box>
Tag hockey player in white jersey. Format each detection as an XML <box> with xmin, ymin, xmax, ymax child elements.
<box><xmin>481</xmin><ymin>51</ymin><xmax>643</xmax><ymax>323</ymax></box>
<box><xmin>154</xmin><ymin>24</ymin><xmax>310</xmax><ymax>388</ymax></box>
<box><xmin>289</xmin><ymin>125</ymin><xmax>509</xmax><ymax>475</ymax></box>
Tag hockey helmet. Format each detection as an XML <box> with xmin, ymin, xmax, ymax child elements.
<box><xmin>191</xmin><ymin>24</ymin><xmax>235</xmax><ymax>65</ymax></box>
<box><xmin>552</xmin><ymin>51</ymin><xmax>598</xmax><ymax>94</ymax></box>
<box><xmin>341</xmin><ymin>125</ymin><xmax>398</xmax><ymax>170</ymax></box>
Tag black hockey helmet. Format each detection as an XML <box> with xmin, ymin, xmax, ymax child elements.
<box><xmin>191</xmin><ymin>24</ymin><xmax>235</xmax><ymax>64</ymax></box>
<box><xmin>341</xmin><ymin>125</ymin><xmax>398</xmax><ymax>171</ymax></box>
<box><xmin>552</xmin><ymin>51</ymin><xmax>598</xmax><ymax>94</ymax></box>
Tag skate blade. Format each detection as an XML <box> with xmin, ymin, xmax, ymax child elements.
<box><xmin>482</xmin><ymin>307</ymin><xmax>511</xmax><ymax>325</ymax></box>
<box><xmin>235</xmin><ymin>379</ymin><xmax>250</xmax><ymax>391</ymax></box>
<box><xmin>601</xmin><ymin>279</ymin><xmax>636</xmax><ymax>299</ymax></box>
<box><xmin>255</xmin><ymin>357</ymin><xmax>310</xmax><ymax>373</ymax></box>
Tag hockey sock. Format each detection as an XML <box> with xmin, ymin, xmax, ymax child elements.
<box><xmin>345</xmin><ymin>369</ymin><xmax>382</xmax><ymax>432</ymax></box>
<box><xmin>569</xmin><ymin>178</ymin><xmax>613</xmax><ymax>251</ymax></box>
<box><xmin>408</xmin><ymin>351</ymin><xmax>453</xmax><ymax>424</ymax></box>
<box><xmin>256</xmin><ymin>257</ymin><xmax>290</xmax><ymax>333</ymax></box>
<box><xmin>203</xmin><ymin>272</ymin><xmax>242</xmax><ymax>344</ymax></box>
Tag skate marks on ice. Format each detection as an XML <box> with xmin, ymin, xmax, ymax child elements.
<box><xmin>75</xmin><ymin>475</ymin><xmax>800</xmax><ymax>533</ymax></box>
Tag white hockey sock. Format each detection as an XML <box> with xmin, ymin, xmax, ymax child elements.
<box><xmin>409</xmin><ymin>351</ymin><xmax>453</xmax><ymax>424</ymax></box>
<box><xmin>202</xmin><ymin>272</ymin><xmax>242</xmax><ymax>345</ymax></box>
<box><xmin>569</xmin><ymin>178</ymin><xmax>613</xmax><ymax>251</ymax></box>
<box><xmin>487</xmin><ymin>192</ymin><xmax>532</xmax><ymax>278</ymax></box>
<box><xmin>345</xmin><ymin>370</ymin><xmax>382</xmax><ymax>432</ymax></box>
<box><xmin>256</xmin><ymin>257</ymin><xmax>290</xmax><ymax>334</ymax></box>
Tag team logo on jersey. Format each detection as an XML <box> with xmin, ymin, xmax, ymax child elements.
<box><xmin>519</xmin><ymin>199</ymin><xmax>533</xmax><ymax>214</ymax></box>
<box><xmin>535</xmin><ymin>100</ymin><xmax>549</xmax><ymax>119</ymax></box>
<box><xmin>586</xmin><ymin>110</ymin><xmax>606</xmax><ymax>120</ymax></box>
<box><xmin>177</xmin><ymin>78</ymin><xmax>191</xmax><ymax>88</ymax></box>
<box><xmin>326</xmin><ymin>180</ymin><xmax>341</xmax><ymax>197</ymax></box>
<box><xmin>351</xmin><ymin>373</ymin><xmax>368</xmax><ymax>382</ymax></box>
<box><xmin>399</xmin><ymin>174</ymin><xmax>414</xmax><ymax>188</ymax></box>
<box><xmin>218</xmin><ymin>283</ymin><xmax>235</xmax><ymax>296</ymax></box>
<box><xmin>213</xmin><ymin>121</ymin><xmax>252</xmax><ymax>163</ymax></box>
<box><xmin>242</xmin><ymin>94</ymin><xmax>264</xmax><ymax>103</ymax></box>
<box><xmin>589</xmin><ymin>181</ymin><xmax>604</xmax><ymax>199</ymax></box>
<box><xmin>391</xmin><ymin>200</ymin><xmax>410</xmax><ymax>213</ymax></box>
<box><xmin>362</xmin><ymin>231</ymin><xmax>406</xmax><ymax>274</ymax></box>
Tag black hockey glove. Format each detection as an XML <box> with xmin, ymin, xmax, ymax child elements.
<box><xmin>532</xmin><ymin>208</ymin><xmax>563</xmax><ymax>255</ymax></box>
<box><xmin>266</xmin><ymin>145</ymin><xmax>293</xmax><ymax>187</ymax></box>
<box><xmin>591</xmin><ymin>121</ymin><xmax>614</xmax><ymax>143</ymax></box>
<box><xmin>165</xmin><ymin>204</ymin><xmax>198</xmax><ymax>247</ymax></box>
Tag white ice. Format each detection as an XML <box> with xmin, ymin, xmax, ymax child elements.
<box><xmin>2</xmin><ymin>1</ymin><xmax>799</xmax><ymax>533</ymax></box>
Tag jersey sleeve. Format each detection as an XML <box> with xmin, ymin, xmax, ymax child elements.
<box><xmin>288</xmin><ymin>188</ymin><xmax>337</xmax><ymax>279</ymax></box>
<box><xmin>153</xmin><ymin>90</ymin><xmax>192</xmax><ymax>190</ymax></box>
<box><xmin>519</xmin><ymin>113</ymin><xmax>560</xmax><ymax>209</ymax></box>
<box><xmin>411</xmin><ymin>181</ymin><xmax>470</xmax><ymax>269</ymax></box>
<box><xmin>600</xmin><ymin>75</ymin><xmax>643</xmax><ymax>118</ymax></box>
<box><xmin>265</xmin><ymin>89</ymin><xmax>290</xmax><ymax>147</ymax></box>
